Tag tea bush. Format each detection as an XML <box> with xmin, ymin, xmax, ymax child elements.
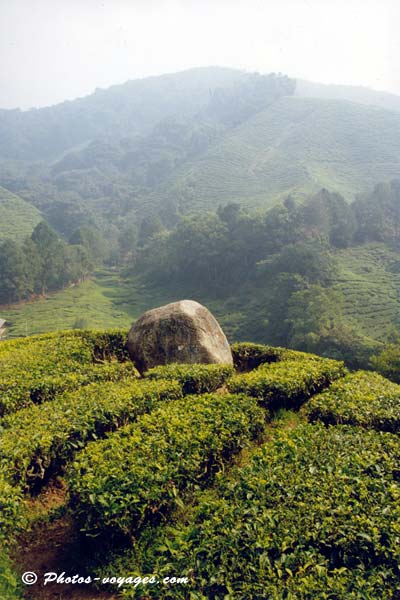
<box><xmin>0</xmin><ymin>329</ymin><xmax>133</xmax><ymax>416</ymax></box>
<box><xmin>0</xmin><ymin>550</ymin><xmax>22</xmax><ymax>600</ymax></box>
<box><xmin>144</xmin><ymin>363</ymin><xmax>234</xmax><ymax>394</ymax></box>
<box><xmin>227</xmin><ymin>357</ymin><xmax>346</xmax><ymax>409</ymax></box>
<box><xmin>0</xmin><ymin>477</ymin><xmax>24</xmax><ymax>600</ymax></box>
<box><xmin>231</xmin><ymin>342</ymin><xmax>321</xmax><ymax>371</ymax></box>
<box><xmin>0</xmin><ymin>378</ymin><xmax>182</xmax><ymax>490</ymax></box>
<box><xmin>68</xmin><ymin>393</ymin><xmax>266</xmax><ymax>538</ymax></box>
<box><xmin>303</xmin><ymin>370</ymin><xmax>400</xmax><ymax>432</ymax></box>
<box><xmin>121</xmin><ymin>424</ymin><xmax>400</xmax><ymax>599</ymax></box>
<box><xmin>0</xmin><ymin>476</ymin><xmax>24</xmax><ymax>539</ymax></box>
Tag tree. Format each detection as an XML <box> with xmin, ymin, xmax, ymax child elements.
<box><xmin>69</xmin><ymin>226</ymin><xmax>108</xmax><ymax>263</ymax></box>
<box><xmin>0</xmin><ymin>240</ymin><xmax>29</xmax><ymax>304</ymax></box>
<box><xmin>370</xmin><ymin>344</ymin><xmax>400</xmax><ymax>383</ymax></box>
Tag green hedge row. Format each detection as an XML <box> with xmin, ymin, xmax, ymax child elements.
<box><xmin>0</xmin><ymin>549</ymin><xmax>22</xmax><ymax>600</ymax></box>
<box><xmin>121</xmin><ymin>424</ymin><xmax>400</xmax><ymax>599</ymax></box>
<box><xmin>303</xmin><ymin>370</ymin><xmax>400</xmax><ymax>432</ymax></box>
<box><xmin>231</xmin><ymin>342</ymin><xmax>322</xmax><ymax>371</ymax></box>
<box><xmin>144</xmin><ymin>363</ymin><xmax>235</xmax><ymax>394</ymax></box>
<box><xmin>0</xmin><ymin>378</ymin><xmax>182</xmax><ymax>491</ymax></box>
<box><xmin>227</xmin><ymin>357</ymin><xmax>347</xmax><ymax>409</ymax></box>
<box><xmin>0</xmin><ymin>360</ymin><xmax>138</xmax><ymax>417</ymax></box>
<box><xmin>0</xmin><ymin>476</ymin><xmax>24</xmax><ymax>540</ymax></box>
<box><xmin>0</xmin><ymin>477</ymin><xmax>24</xmax><ymax>600</ymax></box>
<box><xmin>0</xmin><ymin>329</ymin><xmax>134</xmax><ymax>416</ymax></box>
<box><xmin>68</xmin><ymin>393</ymin><xmax>266</xmax><ymax>538</ymax></box>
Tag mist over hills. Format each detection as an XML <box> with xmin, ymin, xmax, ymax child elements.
<box><xmin>296</xmin><ymin>78</ymin><xmax>400</xmax><ymax>113</ymax></box>
<box><xmin>1</xmin><ymin>66</ymin><xmax>400</xmax><ymax>239</ymax></box>
<box><xmin>1</xmin><ymin>66</ymin><xmax>400</xmax><ymax>368</ymax></box>
<box><xmin>0</xmin><ymin>67</ymin><xmax>247</xmax><ymax>161</ymax></box>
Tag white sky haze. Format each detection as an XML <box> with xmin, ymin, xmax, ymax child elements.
<box><xmin>0</xmin><ymin>0</ymin><xmax>399</xmax><ymax>109</ymax></box>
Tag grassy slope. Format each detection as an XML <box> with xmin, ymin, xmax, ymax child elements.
<box><xmin>0</xmin><ymin>269</ymin><xmax>244</xmax><ymax>339</ymax></box>
<box><xmin>0</xmin><ymin>270</ymin><xmax>172</xmax><ymax>338</ymax></box>
<box><xmin>145</xmin><ymin>96</ymin><xmax>400</xmax><ymax>214</ymax></box>
<box><xmin>3</xmin><ymin>243</ymin><xmax>399</xmax><ymax>347</ymax></box>
<box><xmin>0</xmin><ymin>186</ymin><xmax>42</xmax><ymax>242</ymax></box>
<box><xmin>334</xmin><ymin>243</ymin><xmax>400</xmax><ymax>341</ymax></box>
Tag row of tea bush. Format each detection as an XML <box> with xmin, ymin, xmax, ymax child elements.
<box><xmin>117</xmin><ymin>424</ymin><xmax>400</xmax><ymax>599</ymax></box>
<box><xmin>303</xmin><ymin>370</ymin><xmax>400</xmax><ymax>433</ymax></box>
<box><xmin>0</xmin><ymin>329</ymin><xmax>131</xmax><ymax>416</ymax></box>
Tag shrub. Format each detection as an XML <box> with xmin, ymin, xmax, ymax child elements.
<box><xmin>68</xmin><ymin>393</ymin><xmax>266</xmax><ymax>538</ymax></box>
<box><xmin>0</xmin><ymin>550</ymin><xmax>22</xmax><ymax>600</ymax></box>
<box><xmin>231</xmin><ymin>342</ymin><xmax>320</xmax><ymax>371</ymax></box>
<box><xmin>0</xmin><ymin>378</ymin><xmax>182</xmax><ymax>491</ymax></box>
<box><xmin>227</xmin><ymin>357</ymin><xmax>346</xmax><ymax>409</ymax></box>
<box><xmin>303</xmin><ymin>370</ymin><xmax>400</xmax><ymax>432</ymax></box>
<box><xmin>144</xmin><ymin>363</ymin><xmax>234</xmax><ymax>394</ymax></box>
<box><xmin>0</xmin><ymin>476</ymin><xmax>24</xmax><ymax>540</ymax></box>
<box><xmin>0</xmin><ymin>329</ymin><xmax>133</xmax><ymax>416</ymax></box>
<box><xmin>120</xmin><ymin>425</ymin><xmax>400</xmax><ymax>599</ymax></box>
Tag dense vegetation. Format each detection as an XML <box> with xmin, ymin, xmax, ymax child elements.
<box><xmin>303</xmin><ymin>370</ymin><xmax>400</xmax><ymax>432</ymax></box>
<box><xmin>121</xmin><ymin>425</ymin><xmax>400</xmax><ymax>599</ymax></box>
<box><xmin>2</xmin><ymin>65</ymin><xmax>400</xmax><ymax>599</ymax></box>
<box><xmin>131</xmin><ymin>181</ymin><xmax>400</xmax><ymax>368</ymax></box>
<box><xmin>0</xmin><ymin>220</ymin><xmax>96</xmax><ymax>305</ymax></box>
<box><xmin>0</xmin><ymin>186</ymin><xmax>41</xmax><ymax>242</ymax></box>
<box><xmin>1</xmin><ymin>68</ymin><xmax>400</xmax><ymax>369</ymax></box>
<box><xmin>0</xmin><ymin>333</ymin><xmax>399</xmax><ymax>599</ymax></box>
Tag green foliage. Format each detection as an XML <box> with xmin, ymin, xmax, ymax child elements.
<box><xmin>123</xmin><ymin>425</ymin><xmax>400</xmax><ymax>599</ymax></box>
<box><xmin>68</xmin><ymin>393</ymin><xmax>266</xmax><ymax>538</ymax></box>
<box><xmin>354</xmin><ymin>180</ymin><xmax>400</xmax><ymax>245</ymax></box>
<box><xmin>0</xmin><ymin>329</ymin><xmax>132</xmax><ymax>416</ymax></box>
<box><xmin>0</xmin><ymin>549</ymin><xmax>22</xmax><ymax>600</ymax></box>
<box><xmin>0</xmin><ymin>476</ymin><xmax>24</xmax><ymax>539</ymax></box>
<box><xmin>227</xmin><ymin>357</ymin><xmax>347</xmax><ymax>409</ymax></box>
<box><xmin>144</xmin><ymin>363</ymin><xmax>234</xmax><ymax>394</ymax></box>
<box><xmin>332</xmin><ymin>243</ymin><xmax>400</xmax><ymax>348</ymax></box>
<box><xmin>0</xmin><ymin>67</ymin><xmax>247</xmax><ymax>160</ymax></box>
<box><xmin>231</xmin><ymin>341</ymin><xmax>318</xmax><ymax>371</ymax></box>
<box><xmin>0</xmin><ymin>185</ymin><xmax>41</xmax><ymax>243</ymax></box>
<box><xmin>370</xmin><ymin>343</ymin><xmax>400</xmax><ymax>383</ymax></box>
<box><xmin>0</xmin><ymin>477</ymin><xmax>24</xmax><ymax>600</ymax></box>
<box><xmin>0</xmin><ymin>378</ymin><xmax>181</xmax><ymax>491</ymax></box>
<box><xmin>303</xmin><ymin>370</ymin><xmax>400</xmax><ymax>432</ymax></box>
<box><xmin>0</xmin><ymin>219</ymin><xmax>95</xmax><ymax>304</ymax></box>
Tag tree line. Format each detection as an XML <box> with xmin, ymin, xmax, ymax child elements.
<box><xmin>0</xmin><ymin>222</ymin><xmax>96</xmax><ymax>305</ymax></box>
<box><xmin>133</xmin><ymin>180</ymin><xmax>400</xmax><ymax>367</ymax></box>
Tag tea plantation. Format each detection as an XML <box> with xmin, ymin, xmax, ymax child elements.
<box><xmin>0</xmin><ymin>332</ymin><xmax>399</xmax><ymax>599</ymax></box>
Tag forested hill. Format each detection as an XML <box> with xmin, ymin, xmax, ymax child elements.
<box><xmin>0</xmin><ymin>67</ymin><xmax>249</xmax><ymax>161</ymax></box>
<box><xmin>141</xmin><ymin>95</ymin><xmax>400</xmax><ymax>214</ymax></box>
<box><xmin>1</xmin><ymin>67</ymin><xmax>400</xmax><ymax>370</ymax></box>
<box><xmin>1</xmin><ymin>68</ymin><xmax>400</xmax><ymax>244</ymax></box>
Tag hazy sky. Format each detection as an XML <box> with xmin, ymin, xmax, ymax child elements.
<box><xmin>1</xmin><ymin>0</ymin><xmax>399</xmax><ymax>110</ymax></box>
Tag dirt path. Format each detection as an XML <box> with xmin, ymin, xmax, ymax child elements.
<box><xmin>12</xmin><ymin>481</ymin><xmax>120</xmax><ymax>600</ymax></box>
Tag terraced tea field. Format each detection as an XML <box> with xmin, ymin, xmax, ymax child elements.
<box><xmin>334</xmin><ymin>243</ymin><xmax>400</xmax><ymax>341</ymax></box>
<box><xmin>0</xmin><ymin>187</ymin><xmax>42</xmax><ymax>242</ymax></box>
<box><xmin>1</xmin><ymin>334</ymin><xmax>399</xmax><ymax>599</ymax></box>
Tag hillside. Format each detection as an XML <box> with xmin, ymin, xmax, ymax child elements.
<box><xmin>334</xmin><ymin>243</ymin><xmax>400</xmax><ymax>342</ymax></box>
<box><xmin>1</xmin><ymin>70</ymin><xmax>400</xmax><ymax>240</ymax></box>
<box><xmin>296</xmin><ymin>78</ymin><xmax>400</xmax><ymax>112</ymax></box>
<box><xmin>0</xmin><ymin>67</ymin><xmax>247</xmax><ymax>161</ymax></box>
<box><xmin>2</xmin><ymin>242</ymin><xmax>398</xmax><ymax>365</ymax></box>
<box><xmin>2</xmin><ymin>68</ymin><xmax>400</xmax><ymax>370</ymax></box>
<box><xmin>0</xmin><ymin>186</ymin><xmax>42</xmax><ymax>242</ymax></box>
<box><xmin>0</xmin><ymin>332</ymin><xmax>399</xmax><ymax>599</ymax></box>
<box><xmin>143</xmin><ymin>96</ymin><xmax>400</xmax><ymax>213</ymax></box>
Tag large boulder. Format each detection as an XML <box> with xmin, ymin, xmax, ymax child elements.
<box><xmin>127</xmin><ymin>300</ymin><xmax>233</xmax><ymax>373</ymax></box>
